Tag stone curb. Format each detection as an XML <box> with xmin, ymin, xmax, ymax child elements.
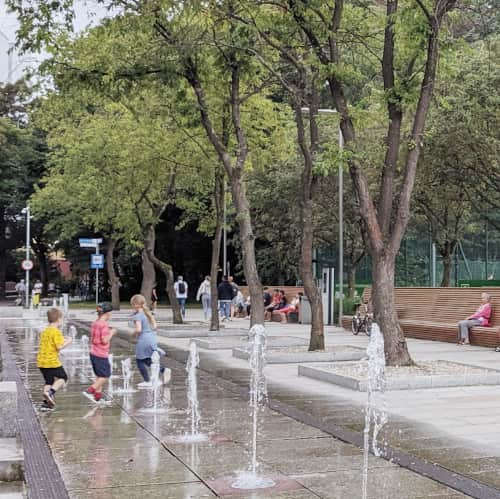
<box><xmin>232</xmin><ymin>347</ymin><xmax>366</xmax><ymax>364</ymax></box>
<box><xmin>195</xmin><ymin>335</ymin><xmax>309</xmax><ymax>350</ymax></box>
<box><xmin>298</xmin><ymin>363</ymin><xmax>500</xmax><ymax>391</ymax></box>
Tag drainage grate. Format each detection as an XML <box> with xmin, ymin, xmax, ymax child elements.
<box><xmin>0</xmin><ymin>330</ymin><xmax>70</xmax><ymax>499</ymax></box>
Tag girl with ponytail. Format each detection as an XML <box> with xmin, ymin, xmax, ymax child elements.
<box><xmin>130</xmin><ymin>294</ymin><xmax>171</xmax><ymax>387</ymax></box>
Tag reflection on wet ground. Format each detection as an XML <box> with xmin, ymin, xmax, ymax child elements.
<box><xmin>5</xmin><ymin>324</ymin><xmax>471</xmax><ymax>498</ymax></box>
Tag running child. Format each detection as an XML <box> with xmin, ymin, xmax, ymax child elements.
<box><xmin>83</xmin><ymin>302</ymin><xmax>117</xmax><ymax>402</ymax></box>
<box><xmin>130</xmin><ymin>294</ymin><xmax>171</xmax><ymax>388</ymax></box>
<box><xmin>37</xmin><ymin>308</ymin><xmax>72</xmax><ymax>410</ymax></box>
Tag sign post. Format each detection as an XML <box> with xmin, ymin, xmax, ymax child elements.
<box><xmin>79</xmin><ymin>238</ymin><xmax>103</xmax><ymax>304</ymax></box>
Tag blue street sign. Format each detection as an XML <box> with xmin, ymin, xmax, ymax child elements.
<box><xmin>90</xmin><ymin>254</ymin><xmax>104</xmax><ymax>269</ymax></box>
<box><xmin>79</xmin><ymin>238</ymin><xmax>103</xmax><ymax>248</ymax></box>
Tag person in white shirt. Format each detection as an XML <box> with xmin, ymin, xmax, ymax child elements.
<box><xmin>196</xmin><ymin>276</ymin><xmax>211</xmax><ymax>320</ymax></box>
<box><xmin>15</xmin><ymin>279</ymin><xmax>26</xmax><ymax>305</ymax></box>
<box><xmin>173</xmin><ymin>276</ymin><xmax>188</xmax><ymax>318</ymax></box>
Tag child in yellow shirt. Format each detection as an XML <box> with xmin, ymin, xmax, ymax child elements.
<box><xmin>36</xmin><ymin>308</ymin><xmax>72</xmax><ymax>410</ymax></box>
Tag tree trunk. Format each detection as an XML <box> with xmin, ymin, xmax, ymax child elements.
<box><xmin>301</xmin><ymin>200</ymin><xmax>324</xmax><ymax>351</ymax></box>
<box><xmin>140</xmin><ymin>247</ymin><xmax>156</xmax><ymax>307</ymax></box>
<box><xmin>143</xmin><ymin>224</ymin><xmax>183</xmax><ymax>324</ymax></box>
<box><xmin>440</xmin><ymin>242</ymin><xmax>456</xmax><ymax>287</ymax></box>
<box><xmin>229</xmin><ymin>174</ymin><xmax>264</xmax><ymax>326</ymax></box>
<box><xmin>348</xmin><ymin>265</ymin><xmax>356</xmax><ymax>299</ymax></box>
<box><xmin>106</xmin><ymin>240</ymin><xmax>121</xmax><ymax>310</ymax></box>
<box><xmin>210</xmin><ymin>167</ymin><xmax>224</xmax><ymax>331</ymax></box>
<box><xmin>372</xmin><ymin>254</ymin><xmax>413</xmax><ymax>366</ymax></box>
<box><xmin>0</xmin><ymin>248</ymin><xmax>6</xmax><ymax>299</ymax></box>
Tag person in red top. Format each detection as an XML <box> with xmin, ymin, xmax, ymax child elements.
<box><xmin>457</xmin><ymin>292</ymin><xmax>492</xmax><ymax>345</ymax></box>
<box><xmin>83</xmin><ymin>302</ymin><xmax>117</xmax><ymax>402</ymax></box>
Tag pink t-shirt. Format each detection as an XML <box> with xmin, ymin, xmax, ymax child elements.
<box><xmin>469</xmin><ymin>303</ymin><xmax>492</xmax><ymax>327</ymax></box>
<box><xmin>90</xmin><ymin>320</ymin><xmax>111</xmax><ymax>358</ymax></box>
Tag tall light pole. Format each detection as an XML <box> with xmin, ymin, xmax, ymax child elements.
<box><xmin>300</xmin><ymin>107</ymin><xmax>344</xmax><ymax>325</ymax></box>
<box><xmin>223</xmin><ymin>178</ymin><xmax>227</xmax><ymax>277</ymax></box>
<box><xmin>21</xmin><ymin>206</ymin><xmax>31</xmax><ymax>308</ymax></box>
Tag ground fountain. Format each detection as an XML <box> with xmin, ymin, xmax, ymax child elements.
<box><xmin>231</xmin><ymin>324</ymin><xmax>275</xmax><ymax>490</ymax></box>
<box><xmin>175</xmin><ymin>341</ymin><xmax>208</xmax><ymax>442</ymax></box>
<box><xmin>114</xmin><ymin>358</ymin><xmax>136</xmax><ymax>394</ymax></box>
<box><xmin>138</xmin><ymin>352</ymin><xmax>168</xmax><ymax>414</ymax></box>
<box><xmin>362</xmin><ymin>322</ymin><xmax>387</xmax><ymax>499</ymax></box>
<box><xmin>108</xmin><ymin>353</ymin><xmax>114</xmax><ymax>395</ymax></box>
<box><xmin>69</xmin><ymin>325</ymin><xmax>77</xmax><ymax>341</ymax></box>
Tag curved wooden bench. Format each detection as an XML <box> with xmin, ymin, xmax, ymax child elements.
<box><xmin>341</xmin><ymin>287</ymin><xmax>500</xmax><ymax>348</ymax></box>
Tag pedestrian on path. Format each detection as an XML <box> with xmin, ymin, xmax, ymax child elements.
<box><xmin>174</xmin><ymin>276</ymin><xmax>188</xmax><ymax>318</ymax></box>
<box><xmin>15</xmin><ymin>279</ymin><xmax>26</xmax><ymax>306</ymax></box>
<box><xmin>130</xmin><ymin>294</ymin><xmax>171</xmax><ymax>388</ymax></box>
<box><xmin>218</xmin><ymin>276</ymin><xmax>234</xmax><ymax>321</ymax></box>
<box><xmin>84</xmin><ymin>302</ymin><xmax>117</xmax><ymax>402</ymax></box>
<box><xmin>37</xmin><ymin>308</ymin><xmax>72</xmax><ymax>410</ymax></box>
<box><xmin>196</xmin><ymin>276</ymin><xmax>211</xmax><ymax>320</ymax></box>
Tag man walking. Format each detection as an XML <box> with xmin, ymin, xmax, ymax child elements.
<box><xmin>217</xmin><ymin>276</ymin><xmax>234</xmax><ymax>321</ymax></box>
<box><xmin>174</xmin><ymin>276</ymin><xmax>188</xmax><ymax>318</ymax></box>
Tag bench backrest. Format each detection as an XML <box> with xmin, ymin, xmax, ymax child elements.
<box><xmin>362</xmin><ymin>287</ymin><xmax>500</xmax><ymax>326</ymax></box>
<box><xmin>239</xmin><ymin>285</ymin><xmax>304</xmax><ymax>305</ymax></box>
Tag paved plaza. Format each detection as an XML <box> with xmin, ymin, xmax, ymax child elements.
<box><xmin>1</xmin><ymin>307</ymin><xmax>500</xmax><ymax>498</ymax></box>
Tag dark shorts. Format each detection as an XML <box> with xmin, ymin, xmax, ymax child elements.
<box><xmin>90</xmin><ymin>354</ymin><xmax>111</xmax><ymax>378</ymax></box>
<box><xmin>39</xmin><ymin>366</ymin><xmax>68</xmax><ymax>386</ymax></box>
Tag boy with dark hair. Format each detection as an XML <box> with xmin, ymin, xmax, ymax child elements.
<box><xmin>37</xmin><ymin>308</ymin><xmax>72</xmax><ymax>410</ymax></box>
<box><xmin>84</xmin><ymin>302</ymin><xmax>117</xmax><ymax>402</ymax></box>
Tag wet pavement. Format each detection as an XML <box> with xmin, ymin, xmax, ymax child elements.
<box><xmin>0</xmin><ymin>317</ymin><xmax>475</xmax><ymax>498</ymax></box>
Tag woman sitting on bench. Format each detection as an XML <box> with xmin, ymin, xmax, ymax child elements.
<box><xmin>457</xmin><ymin>292</ymin><xmax>492</xmax><ymax>345</ymax></box>
<box><xmin>278</xmin><ymin>292</ymin><xmax>303</xmax><ymax>324</ymax></box>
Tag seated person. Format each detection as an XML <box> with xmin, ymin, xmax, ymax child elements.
<box><xmin>264</xmin><ymin>289</ymin><xmax>281</xmax><ymax>320</ymax></box>
<box><xmin>278</xmin><ymin>292</ymin><xmax>302</xmax><ymax>323</ymax></box>
<box><xmin>457</xmin><ymin>292</ymin><xmax>492</xmax><ymax>345</ymax></box>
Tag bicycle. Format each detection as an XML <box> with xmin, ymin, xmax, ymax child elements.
<box><xmin>351</xmin><ymin>312</ymin><xmax>372</xmax><ymax>336</ymax></box>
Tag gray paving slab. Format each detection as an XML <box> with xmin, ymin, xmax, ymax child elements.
<box><xmin>68</xmin><ymin>482</ymin><xmax>216</xmax><ymax>499</ymax></box>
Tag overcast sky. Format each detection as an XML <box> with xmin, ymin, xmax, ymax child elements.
<box><xmin>0</xmin><ymin>0</ymin><xmax>111</xmax><ymax>84</ymax></box>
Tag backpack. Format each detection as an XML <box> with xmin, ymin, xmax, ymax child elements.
<box><xmin>178</xmin><ymin>281</ymin><xmax>186</xmax><ymax>294</ymax></box>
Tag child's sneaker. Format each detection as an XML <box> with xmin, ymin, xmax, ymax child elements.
<box><xmin>163</xmin><ymin>368</ymin><xmax>172</xmax><ymax>385</ymax></box>
<box><xmin>137</xmin><ymin>381</ymin><xmax>152</xmax><ymax>389</ymax></box>
<box><xmin>43</xmin><ymin>391</ymin><xmax>56</xmax><ymax>408</ymax></box>
<box><xmin>40</xmin><ymin>401</ymin><xmax>54</xmax><ymax>412</ymax></box>
<box><xmin>82</xmin><ymin>388</ymin><xmax>97</xmax><ymax>402</ymax></box>
<box><xmin>94</xmin><ymin>392</ymin><xmax>103</xmax><ymax>402</ymax></box>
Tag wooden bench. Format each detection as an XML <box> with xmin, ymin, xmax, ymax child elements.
<box><xmin>341</xmin><ymin>287</ymin><xmax>500</xmax><ymax>348</ymax></box>
<box><xmin>238</xmin><ymin>285</ymin><xmax>304</xmax><ymax>322</ymax></box>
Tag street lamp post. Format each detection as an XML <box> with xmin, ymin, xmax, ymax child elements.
<box><xmin>300</xmin><ymin>107</ymin><xmax>344</xmax><ymax>326</ymax></box>
<box><xmin>21</xmin><ymin>206</ymin><xmax>31</xmax><ymax>308</ymax></box>
<box><xmin>223</xmin><ymin>179</ymin><xmax>227</xmax><ymax>277</ymax></box>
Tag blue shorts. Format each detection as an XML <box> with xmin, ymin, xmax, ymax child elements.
<box><xmin>90</xmin><ymin>354</ymin><xmax>111</xmax><ymax>378</ymax></box>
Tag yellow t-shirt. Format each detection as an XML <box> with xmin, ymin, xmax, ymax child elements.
<box><xmin>37</xmin><ymin>325</ymin><xmax>65</xmax><ymax>368</ymax></box>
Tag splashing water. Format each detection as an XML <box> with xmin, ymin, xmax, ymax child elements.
<box><xmin>231</xmin><ymin>324</ymin><xmax>275</xmax><ymax>490</ymax></box>
<box><xmin>108</xmin><ymin>354</ymin><xmax>114</xmax><ymax>395</ymax></box>
<box><xmin>183</xmin><ymin>341</ymin><xmax>207</xmax><ymax>441</ymax></box>
<box><xmin>69</xmin><ymin>325</ymin><xmax>77</xmax><ymax>340</ymax></box>
<box><xmin>81</xmin><ymin>335</ymin><xmax>89</xmax><ymax>357</ymax></box>
<box><xmin>362</xmin><ymin>322</ymin><xmax>387</xmax><ymax>499</ymax></box>
<box><xmin>115</xmin><ymin>358</ymin><xmax>135</xmax><ymax>393</ymax></box>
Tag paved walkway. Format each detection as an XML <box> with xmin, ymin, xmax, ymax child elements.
<box><xmin>1</xmin><ymin>307</ymin><xmax>500</xmax><ymax>497</ymax></box>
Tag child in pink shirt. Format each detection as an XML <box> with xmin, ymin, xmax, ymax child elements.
<box><xmin>83</xmin><ymin>302</ymin><xmax>117</xmax><ymax>402</ymax></box>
